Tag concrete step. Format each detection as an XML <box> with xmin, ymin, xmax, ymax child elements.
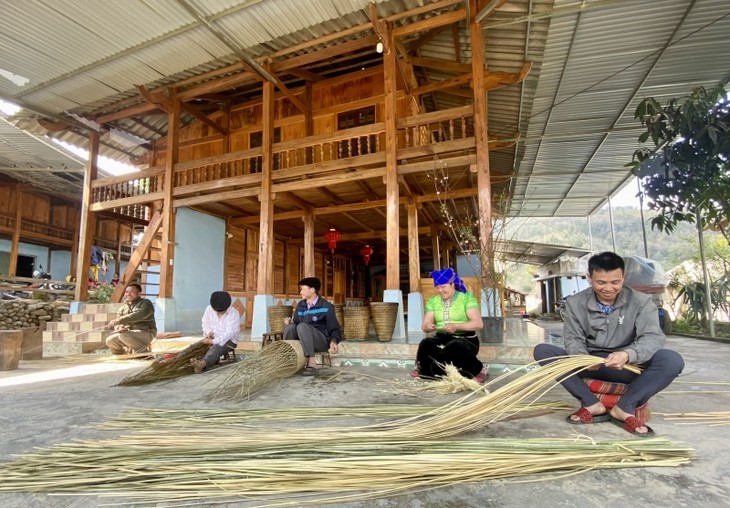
<box><xmin>76</xmin><ymin>303</ymin><xmax>122</xmax><ymax>314</ymax></box>
<box><xmin>43</xmin><ymin>341</ymin><xmax>105</xmax><ymax>356</ymax></box>
<box><xmin>45</xmin><ymin>321</ymin><xmax>110</xmax><ymax>332</ymax></box>
<box><xmin>43</xmin><ymin>329</ymin><xmax>112</xmax><ymax>343</ymax></box>
<box><xmin>65</xmin><ymin>312</ymin><xmax>118</xmax><ymax>323</ymax></box>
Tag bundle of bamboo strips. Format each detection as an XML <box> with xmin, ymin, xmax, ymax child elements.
<box><xmin>0</xmin><ymin>356</ymin><xmax>680</xmax><ymax>506</ymax></box>
<box><xmin>116</xmin><ymin>340</ymin><xmax>209</xmax><ymax>386</ymax></box>
<box><xmin>99</xmin><ymin>401</ymin><xmax>574</xmax><ymax>430</ymax></box>
<box><xmin>418</xmin><ymin>363</ymin><xmax>486</xmax><ymax>394</ymax></box>
<box><xmin>0</xmin><ymin>437</ymin><xmax>691</xmax><ymax>505</ymax></box>
<box><xmin>207</xmin><ymin>339</ymin><xmax>306</xmax><ymax>400</ymax></box>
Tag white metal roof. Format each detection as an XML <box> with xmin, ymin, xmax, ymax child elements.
<box><xmin>0</xmin><ymin>0</ymin><xmax>727</xmax><ymax>218</ymax></box>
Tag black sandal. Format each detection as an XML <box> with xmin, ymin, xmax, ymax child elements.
<box><xmin>301</xmin><ymin>366</ymin><xmax>319</xmax><ymax>376</ymax></box>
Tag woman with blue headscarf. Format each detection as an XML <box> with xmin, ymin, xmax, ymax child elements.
<box><xmin>412</xmin><ymin>268</ymin><xmax>488</xmax><ymax>382</ymax></box>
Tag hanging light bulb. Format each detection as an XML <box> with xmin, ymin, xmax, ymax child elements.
<box><xmin>376</xmin><ymin>37</ymin><xmax>384</xmax><ymax>54</ymax></box>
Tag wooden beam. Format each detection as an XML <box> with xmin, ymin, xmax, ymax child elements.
<box><xmin>272</xmin><ymin>36</ymin><xmax>378</xmax><ymax>74</ymax></box>
<box><xmin>483</xmin><ymin>61</ymin><xmax>533</xmax><ymax>91</ymax></box>
<box><xmin>96</xmin><ymin>102</ymin><xmax>161</xmax><ymax>124</ymax></box>
<box><xmin>89</xmin><ymin>192</ymin><xmax>166</xmax><ymax>212</ymax></box>
<box><xmin>173</xmin><ymin>188</ymin><xmax>258</xmax><ymax>208</ymax></box>
<box><xmin>407</xmin><ymin>200</ymin><xmax>421</xmax><ymax>292</ymax></box>
<box><xmin>411</xmin><ymin>73</ymin><xmax>473</xmax><ymax>96</ymax></box>
<box><xmin>470</xmin><ymin>0</ymin><xmax>493</xmax><ymax>281</ymax></box>
<box><xmin>383</xmin><ymin>21</ymin><xmax>400</xmax><ymax>291</ymax></box>
<box><xmin>270</xmin><ymin>72</ymin><xmax>307</xmax><ymax>114</ymax></box>
<box><xmin>74</xmin><ymin>132</ymin><xmax>99</xmax><ymax>301</ymax></box>
<box><xmin>257</xmin><ymin>77</ymin><xmax>275</xmax><ymax>294</ymax></box>
<box><xmin>158</xmin><ymin>93</ymin><xmax>180</xmax><ymax>298</ymax></box>
<box><xmin>180</xmin><ymin>103</ymin><xmax>227</xmax><ymax>135</ymax></box>
<box><xmin>393</xmin><ymin>8</ymin><xmax>466</xmax><ymax>39</ymax></box>
<box><xmin>303</xmin><ymin>211</ymin><xmax>315</xmax><ymax>276</ymax></box>
<box><xmin>8</xmin><ymin>184</ymin><xmax>22</xmax><ymax>276</ymax></box>
<box><xmin>411</xmin><ymin>56</ymin><xmax>472</xmax><ymax>74</ymax></box>
<box><xmin>136</xmin><ymin>85</ymin><xmax>170</xmax><ymax>114</ymax></box>
<box><xmin>286</xmin><ymin>67</ymin><xmax>325</xmax><ymax>82</ymax></box>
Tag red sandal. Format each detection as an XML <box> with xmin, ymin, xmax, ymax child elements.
<box><xmin>566</xmin><ymin>407</ymin><xmax>610</xmax><ymax>425</ymax></box>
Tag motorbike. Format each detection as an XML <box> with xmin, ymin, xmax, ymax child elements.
<box><xmin>555</xmin><ymin>298</ymin><xmax>568</xmax><ymax>322</ymax></box>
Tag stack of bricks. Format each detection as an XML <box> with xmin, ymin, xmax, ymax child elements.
<box><xmin>43</xmin><ymin>303</ymin><xmax>121</xmax><ymax>356</ymax></box>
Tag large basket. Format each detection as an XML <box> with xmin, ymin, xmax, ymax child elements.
<box><xmin>267</xmin><ymin>305</ymin><xmax>293</xmax><ymax>334</ymax></box>
<box><xmin>369</xmin><ymin>302</ymin><xmax>398</xmax><ymax>342</ymax></box>
<box><xmin>343</xmin><ymin>306</ymin><xmax>370</xmax><ymax>340</ymax></box>
<box><xmin>334</xmin><ymin>304</ymin><xmax>344</xmax><ymax>329</ymax></box>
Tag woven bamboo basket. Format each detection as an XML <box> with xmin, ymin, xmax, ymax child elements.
<box><xmin>343</xmin><ymin>306</ymin><xmax>370</xmax><ymax>340</ymax></box>
<box><xmin>334</xmin><ymin>304</ymin><xmax>344</xmax><ymax>329</ymax></box>
<box><xmin>267</xmin><ymin>305</ymin><xmax>292</xmax><ymax>334</ymax></box>
<box><xmin>369</xmin><ymin>302</ymin><xmax>398</xmax><ymax>342</ymax></box>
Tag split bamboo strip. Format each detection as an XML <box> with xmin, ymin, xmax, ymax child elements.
<box><xmin>116</xmin><ymin>340</ymin><xmax>209</xmax><ymax>386</ymax></box>
<box><xmin>656</xmin><ymin>411</ymin><xmax>730</xmax><ymax>426</ymax></box>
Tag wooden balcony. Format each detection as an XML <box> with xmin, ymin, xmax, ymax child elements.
<box><xmin>88</xmin><ymin>105</ymin><xmax>476</xmax><ymax>218</ymax></box>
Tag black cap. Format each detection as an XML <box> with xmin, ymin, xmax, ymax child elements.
<box><xmin>210</xmin><ymin>291</ymin><xmax>232</xmax><ymax>312</ymax></box>
<box><xmin>298</xmin><ymin>277</ymin><xmax>321</xmax><ymax>292</ymax></box>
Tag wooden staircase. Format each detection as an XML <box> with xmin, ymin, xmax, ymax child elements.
<box><xmin>43</xmin><ymin>303</ymin><xmax>121</xmax><ymax>356</ymax></box>
<box><xmin>111</xmin><ymin>208</ymin><xmax>163</xmax><ymax>302</ymax></box>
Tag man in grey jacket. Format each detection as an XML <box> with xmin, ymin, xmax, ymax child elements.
<box><xmin>533</xmin><ymin>251</ymin><xmax>684</xmax><ymax>437</ymax></box>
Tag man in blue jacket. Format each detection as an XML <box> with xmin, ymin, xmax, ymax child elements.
<box><xmin>283</xmin><ymin>277</ymin><xmax>342</xmax><ymax>376</ymax></box>
<box><xmin>533</xmin><ymin>251</ymin><xmax>684</xmax><ymax>437</ymax></box>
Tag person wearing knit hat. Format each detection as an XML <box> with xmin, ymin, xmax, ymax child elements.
<box><xmin>411</xmin><ymin>267</ymin><xmax>488</xmax><ymax>382</ymax></box>
<box><xmin>190</xmin><ymin>291</ymin><xmax>241</xmax><ymax>374</ymax></box>
<box><xmin>283</xmin><ymin>277</ymin><xmax>342</xmax><ymax>376</ymax></box>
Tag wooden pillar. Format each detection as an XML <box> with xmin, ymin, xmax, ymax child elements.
<box><xmin>159</xmin><ymin>92</ymin><xmax>180</xmax><ymax>298</ymax></box>
<box><xmin>8</xmin><ymin>184</ymin><xmax>22</xmax><ymax>276</ymax></box>
<box><xmin>302</xmin><ymin>211</ymin><xmax>315</xmax><ymax>277</ymax></box>
<box><xmin>430</xmin><ymin>223</ymin><xmax>440</xmax><ymax>271</ymax></box>
<box><xmin>470</xmin><ymin>0</ymin><xmax>493</xmax><ymax>278</ymax></box>
<box><xmin>383</xmin><ymin>22</ymin><xmax>400</xmax><ymax>290</ymax></box>
<box><xmin>74</xmin><ymin>131</ymin><xmax>100</xmax><ymax>301</ymax></box>
<box><xmin>256</xmin><ymin>78</ymin><xmax>275</xmax><ymax>294</ymax></box>
<box><xmin>114</xmin><ymin>223</ymin><xmax>123</xmax><ymax>276</ymax></box>
<box><xmin>69</xmin><ymin>206</ymin><xmax>79</xmax><ymax>277</ymax></box>
<box><xmin>407</xmin><ymin>200</ymin><xmax>420</xmax><ymax>292</ymax></box>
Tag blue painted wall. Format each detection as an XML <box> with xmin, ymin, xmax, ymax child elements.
<box><xmin>0</xmin><ymin>240</ymin><xmax>49</xmax><ymax>275</ymax></box>
<box><xmin>50</xmin><ymin>250</ymin><xmax>72</xmax><ymax>280</ymax></box>
<box><xmin>171</xmin><ymin>208</ymin><xmax>226</xmax><ymax>332</ymax></box>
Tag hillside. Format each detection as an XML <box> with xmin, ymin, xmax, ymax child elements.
<box><xmin>503</xmin><ymin>207</ymin><xmax>722</xmax><ymax>294</ymax></box>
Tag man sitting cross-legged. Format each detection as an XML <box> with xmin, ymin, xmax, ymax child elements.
<box><xmin>533</xmin><ymin>251</ymin><xmax>684</xmax><ymax>437</ymax></box>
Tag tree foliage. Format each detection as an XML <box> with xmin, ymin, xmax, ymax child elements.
<box><xmin>629</xmin><ymin>84</ymin><xmax>730</xmax><ymax>242</ymax></box>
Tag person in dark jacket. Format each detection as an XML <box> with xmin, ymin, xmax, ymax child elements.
<box><xmin>106</xmin><ymin>283</ymin><xmax>156</xmax><ymax>355</ymax></box>
<box><xmin>533</xmin><ymin>251</ymin><xmax>684</xmax><ymax>437</ymax></box>
<box><xmin>283</xmin><ymin>277</ymin><xmax>342</xmax><ymax>376</ymax></box>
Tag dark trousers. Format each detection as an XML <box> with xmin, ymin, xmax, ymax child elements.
<box><xmin>201</xmin><ymin>340</ymin><xmax>237</xmax><ymax>368</ymax></box>
<box><xmin>283</xmin><ymin>322</ymin><xmax>330</xmax><ymax>357</ymax></box>
<box><xmin>416</xmin><ymin>332</ymin><xmax>483</xmax><ymax>378</ymax></box>
<box><xmin>533</xmin><ymin>343</ymin><xmax>684</xmax><ymax>413</ymax></box>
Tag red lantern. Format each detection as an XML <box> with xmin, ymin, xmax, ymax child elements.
<box><xmin>359</xmin><ymin>244</ymin><xmax>374</xmax><ymax>265</ymax></box>
<box><xmin>325</xmin><ymin>228</ymin><xmax>341</xmax><ymax>254</ymax></box>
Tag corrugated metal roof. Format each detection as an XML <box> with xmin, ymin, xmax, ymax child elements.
<box><xmin>512</xmin><ymin>0</ymin><xmax>730</xmax><ymax>217</ymax></box>
<box><xmin>0</xmin><ymin>0</ymin><xmax>727</xmax><ymax>225</ymax></box>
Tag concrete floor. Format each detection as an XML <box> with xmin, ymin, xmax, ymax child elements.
<box><xmin>0</xmin><ymin>321</ymin><xmax>729</xmax><ymax>507</ymax></box>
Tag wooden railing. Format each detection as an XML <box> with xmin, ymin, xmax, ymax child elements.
<box><xmin>0</xmin><ymin>214</ymin><xmax>74</xmax><ymax>242</ymax></box>
<box><xmin>89</xmin><ymin>105</ymin><xmax>476</xmax><ymax>214</ymax></box>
